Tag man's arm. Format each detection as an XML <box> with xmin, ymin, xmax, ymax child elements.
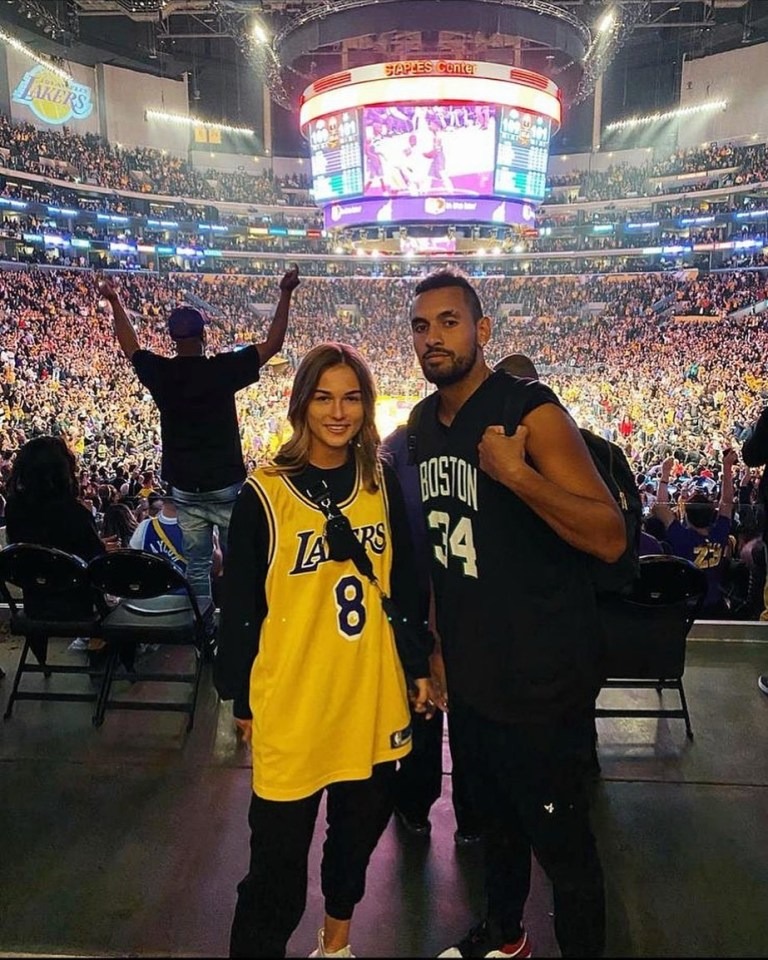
<box><xmin>718</xmin><ymin>448</ymin><xmax>737</xmax><ymax>519</ymax></box>
<box><xmin>255</xmin><ymin>265</ymin><xmax>300</xmax><ymax>366</ymax></box>
<box><xmin>98</xmin><ymin>277</ymin><xmax>140</xmax><ymax>360</ymax></box>
<box><xmin>478</xmin><ymin>402</ymin><xmax>626</xmax><ymax>563</ymax></box>
<box><xmin>651</xmin><ymin>456</ymin><xmax>677</xmax><ymax>529</ymax></box>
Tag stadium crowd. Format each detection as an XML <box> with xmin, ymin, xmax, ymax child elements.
<box><xmin>0</xmin><ymin>114</ymin><xmax>311</xmax><ymax>205</ymax></box>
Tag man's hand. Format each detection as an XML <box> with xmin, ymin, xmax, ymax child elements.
<box><xmin>234</xmin><ymin>717</ymin><xmax>252</xmax><ymax>745</ymax></box>
<box><xmin>723</xmin><ymin>448</ymin><xmax>738</xmax><ymax>470</ymax></box>
<box><xmin>409</xmin><ymin>677</ymin><xmax>439</xmax><ymax>719</ymax></box>
<box><xmin>279</xmin><ymin>265</ymin><xmax>300</xmax><ymax>294</ymax></box>
<box><xmin>478</xmin><ymin>423</ymin><xmax>529</xmax><ymax>487</ymax></box>
<box><xmin>429</xmin><ymin>649</ymin><xmax>449</xmax><ymax>713</ymax></box>
<box><xmin>659</xmin><ymin>455</ymin><xmax>676</xmax><ymax>482</ymax></box>
<box><xmin>98</xmin><ymin>277</ymin><xmax>119</xmax><ymax>303</ymax></box>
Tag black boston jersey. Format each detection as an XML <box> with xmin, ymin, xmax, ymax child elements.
<box><xmin>411</xmin><ymin>371</ymin><xmax>602</xmax><ymax>724</ymax></box>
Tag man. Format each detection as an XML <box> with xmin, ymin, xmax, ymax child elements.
<box><xmin>99</xmin><ymin>266</ymin><xmax>300</xmax><ymax>648</ymax></box>
<box><xmin>651</xmin><ymin>450</ymin><xmax>736</xmax><ymax>618</ymax></box>
<box><xmin>742</xmin><ymin>405</ymin><xmax>768</xmax><ymax>694</ymax></box>
<box><xmin>407</xmin><ymin>270</ymin><xmax>625</xmax><ymax>959</ymax></box>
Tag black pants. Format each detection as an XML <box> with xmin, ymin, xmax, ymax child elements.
<box><xmin>451</xmin><ymin>697</ymin><xmax>605</xmax><ymax>959</ymax></box>
<box><xmin>394</xmin><ymin>707</ymin><xmax>480</xmax><ymax>834</ymax></box>
<box><xmin>229</xmin><ymin>762</ymin><xmax>396</xmax><ymax>958</ymax></box>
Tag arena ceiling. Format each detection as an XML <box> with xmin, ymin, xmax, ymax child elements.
<box><xmin>2</xmin><ymin>1</ymin><xmax>767</xmax><ymax>149</ymax></box>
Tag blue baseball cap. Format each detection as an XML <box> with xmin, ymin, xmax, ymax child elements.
<box><xmin>168</xmin><ymin>305</ymin><xmax>206</xmax><ymax>340</ymax></box>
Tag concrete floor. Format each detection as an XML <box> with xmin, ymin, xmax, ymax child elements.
<box><xmin>0</xmin><ymin>633</ymin><xmax>767</xmax><ymax>958</ymax></box>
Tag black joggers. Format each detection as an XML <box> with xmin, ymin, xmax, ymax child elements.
<box><xmin>229</xmin><ymin>761</ymin><xmax>396</xmax><ymax>958</ymax></box>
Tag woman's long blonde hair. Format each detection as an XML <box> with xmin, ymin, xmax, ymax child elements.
<box><xmin>267</xmin><ymin>342</ymin><xmax>381</xmax><ymax>491</ymax></box>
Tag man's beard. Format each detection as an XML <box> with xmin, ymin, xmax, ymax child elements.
<box><xmin>421</xmin><ymin>343</ymin><xmax>478</xmax><ymax>387</ymax></box>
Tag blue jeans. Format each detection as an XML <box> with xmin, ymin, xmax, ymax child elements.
<box><xmin>171</xmin><ymin>482</ymin><xmax>241</xmax><ymax>602</ymax></box>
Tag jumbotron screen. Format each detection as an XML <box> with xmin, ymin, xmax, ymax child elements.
<box><xmin>301</xmin><ymin>60</ymin><xmax>561</xmax><ymax>227</ymax></box>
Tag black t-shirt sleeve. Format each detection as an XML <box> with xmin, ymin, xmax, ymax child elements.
<box><xmin>217</xmin><ymin>345</ymin><xmax>261</xmax><ymax>392</ymax></box>
<box><xmin>214</xmin><ymin>481</ymin><xmax>269</xmax><ymax>717</ymax></box>
<box><xmin>516</xmin><ymin>377</ymin><xmax>564</xmax><ymax>422</ymax></box>
<box><xmin>131</xmin><ymin>350</ymin><xmax>161</xmax><ymax>396</ymax></box>
<box><xmin>383</xmin><ymin>464</ymin><xmax>432</xmax><ymax>679</ymax></box>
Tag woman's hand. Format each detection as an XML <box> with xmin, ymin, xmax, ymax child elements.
<box><xmin>234</xmin><ymin>717</ymin><xmax>252</xmax><ymax>744</ymax></box>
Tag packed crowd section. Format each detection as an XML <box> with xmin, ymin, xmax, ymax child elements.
<box><xmin>2</xmin><ymin>112</ymin><xmax>767</xmax><ymax>216</ymax></box>
<box><xmin>546</xmin><ymin>142</ymin><xmax>768</xmax><ymax>203</ymax></box>
<box><xmin>1</xmin><ymin>263</ymin><xmax>767</xmax><ymax>615</ymax></box>
<box><xmin>0</xmin><ymin>114</ymin><xmax>311</xmax><ymax>205</ymax></box>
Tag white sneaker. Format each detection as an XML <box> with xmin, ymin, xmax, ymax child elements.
<box><xmin>308</xmin><ymin>927</ymin><xmax>355</xmax><ymax>958</ymax></box>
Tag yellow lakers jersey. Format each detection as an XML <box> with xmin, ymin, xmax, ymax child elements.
<box><xmin>245</xmin><ymin>463</ymin><xmax>412</xmax><ymax>801</ymax></box>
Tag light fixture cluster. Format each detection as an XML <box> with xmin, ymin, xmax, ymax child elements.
<box><xmin>145</xmin><ymin>109</ymin><xmax>255</xmax><ymax>136</ymax></box>
<box><xmin>605</xmin><ymin>99</ymin><xmax>728</xmax><ymax>132</ymax></box>
<box><xmin>0</xmin><ymin>28</ymin><xmax>71</xmax><ymax>81</ymax></box>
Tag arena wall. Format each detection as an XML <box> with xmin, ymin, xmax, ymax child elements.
<box><xmin>97</xmin><ymin>64</ymin><xmax>189</xmax><ymax>156</ymax></box>
<box><xmin>679</xmin><ymin>42</ymin><xmax>768</xmax><ymax>149</ymax></box>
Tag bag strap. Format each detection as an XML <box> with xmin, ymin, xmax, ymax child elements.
<box><xmin>151</xmin><ymin>517</ymin><xmax>185</xmax><ymax>564</ymax></box>
<box><xmin>306</xmin><ymin>479</ymin><xmax>378</xmax><ymax>586</ymax></box>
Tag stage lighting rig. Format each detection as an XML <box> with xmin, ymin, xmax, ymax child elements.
<box><xmin>16</xmin><ymin>0</ymin><xmax>78</xmax><ymax>44</ymax></box>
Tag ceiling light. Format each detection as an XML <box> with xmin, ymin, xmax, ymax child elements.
<box><xmin>598</xmin><ymin>10</ymin><xmax>615</xmax><ymax>34</ymax></box>
<box><xmin>145</xmin><ymin>109</ymin><xmax>255</xmax><ymax>137</ymax></box>
<box><xmin>605</xmin><ymin>99</ymin><xmax>727</xmax><ymax>132</ymax></box>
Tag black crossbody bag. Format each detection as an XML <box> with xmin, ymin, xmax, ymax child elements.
<box><xmin>305</xmin><ymin>479</ymin><xmax>421</xmax><ymax>649</ymax></box>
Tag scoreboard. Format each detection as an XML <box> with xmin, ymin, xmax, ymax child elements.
<box><xmin>308</xmin><ymin>109</ymin><xmax>363</xmax><ymax>202</ymax></box>
<box><xmin>301</xmin><ymin>61</ymin><xmax>561</xmax><ymax>223</ymax></box>
<box><xmin>494</xmin><ymin>108</ymin><xmax>551</xmax><ymax>202</ymax></box>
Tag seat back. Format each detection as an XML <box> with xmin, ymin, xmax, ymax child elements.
<box><xmin>600</xmin><ymin>555</ymin><xmax>708</xmax><ymax>680</ymax></box>
<box><xmin>0</xmin><ymin>542</ymin><xmax>105</xmax><ymax>622</ymax></box>
<box><xmin>88</xmin><ymin>549</ymin><xmax>203</xmax><ymax>622</ymax></box>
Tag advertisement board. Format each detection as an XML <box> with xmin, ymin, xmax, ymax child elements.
<box><xmin>325</xmin><ymin>196</ymin><xmax>535</xmax><ymax>229</ymax></box>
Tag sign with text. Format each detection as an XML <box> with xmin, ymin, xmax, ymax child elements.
<box><xmin>12</xmin><ymin>65</ymin><xmax>93</xmax><ymax>126</ymax></box>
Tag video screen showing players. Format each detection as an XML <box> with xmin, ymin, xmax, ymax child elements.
<box><xmin>362</xmin><ymin>103</ymin><xmax>497</xmax><ymax>198</ymax></box>
<box><xmin>309</xmin><ymin>110</ymin><xmax>364</xmax><ymax>202</ymax></box>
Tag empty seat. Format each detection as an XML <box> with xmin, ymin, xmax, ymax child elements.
<box><xmin>596</xmin><ymin>554</ymin><xmax>708</xmax><ymax>740</ymax></box>
<box><xmin>88</xmin><ymin>550</ymin><xmax>212</xmax><ymax>731</ymax></box>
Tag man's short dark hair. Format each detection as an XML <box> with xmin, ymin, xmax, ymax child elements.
<box><xmin>413</xmin><ymin>270</ymin><xmax>484</xmax><ymax>322</ymax></box>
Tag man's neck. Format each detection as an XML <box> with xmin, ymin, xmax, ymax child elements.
<box><xmin>437</xmin><ymin>363</ymin><xmax>493</xmax><ymax>427</ymax></box>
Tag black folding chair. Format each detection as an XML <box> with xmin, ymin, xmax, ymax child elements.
<box><xmin>596</xmin><ymin>554</ymin><xmax>708</xmax><ymax>740</ymax></box>
<box><xmin>0</xmin><ymin>543</ymin><xmax>109</xmax><ymax>719</ymax></box>
<box><xmin>88</xmin><ymin>550</ymin><xmax>212</xmax><ymax>731</ymax></box>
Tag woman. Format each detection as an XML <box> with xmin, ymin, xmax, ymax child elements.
<box><xmin>5</xmin><ymin>435</ymin><xmax>112</xmax><ymax>563</ymax></box>
<box><xmin>216</xmin><ymin>343</ymin><xmax>434</xmax><ymax>959</ymax></box>
<box><xmin>4</xmin><ymin>435</ymin><xmax>117</xmax><ymax>652</ymax></box>
<box><xmin>101</xmin><ymin>501</ymin><xmax>138</xmax><ymax>549</ymax></box>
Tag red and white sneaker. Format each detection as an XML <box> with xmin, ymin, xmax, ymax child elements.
<box><xmin>438</xmin><ymin>921</ymin><xmax>532</xmax><ymax>958</ymax></box>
